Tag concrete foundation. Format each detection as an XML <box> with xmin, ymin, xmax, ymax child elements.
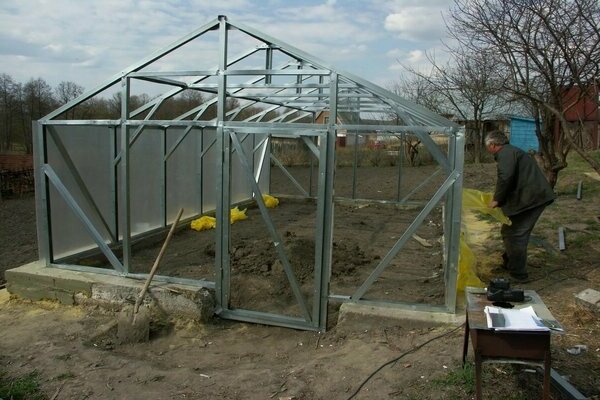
<box><xmin>5</xmin><ymin>261</ymin><xmax>215</xmax><ymax>322</ymax></box>
<box><xmin>6</xmin><ymin>261</ymin><xmax>464</xmax><ymax>329</ymax></box>
<box><xmin>337</xmin><ymin>302</ymin><xmax>465</xmax><ymax>331</ymax></box>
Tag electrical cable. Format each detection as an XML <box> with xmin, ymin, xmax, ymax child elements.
<box><xmin>345</xmin><ymin>324</ymin><xmax>465</xmax><ymax>400</ymax></box>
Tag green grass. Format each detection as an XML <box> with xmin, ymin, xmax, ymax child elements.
<box><xmin>0</xmin><ymin>371</ymin><xmax>45</xmax><ymax>400</ymax></box>
<box><xmin>432</xmin><ymin>363</ymin><xmax>475</xmax><ymax>394</ymax></box>
<box><xmin>430</xmin><ymin>364</ymin><xmax>547</xmax><ymax>400</ymax></box>
<box><xmin>564</xmin><ymin>149</ymin><xmax>600</xmax><ymax>171</ymax></box>
<box><xmin>554</xmin><ymin>150</ymin><xmax>600</xmax><ymax>194</ymax></box>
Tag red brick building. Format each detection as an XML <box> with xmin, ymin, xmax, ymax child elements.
<box><xmin>559</xmin><ymin>83</ymin><xmax>600</xmax><ymax>149</ymax></box>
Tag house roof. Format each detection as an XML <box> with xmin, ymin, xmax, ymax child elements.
<box><xmin>43</xmin><ymin>15</ymin><xmax>459</xmax><ymax>133</ymax></box>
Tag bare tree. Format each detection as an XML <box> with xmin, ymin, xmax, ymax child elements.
<box><xmin>390</xmin><ymin>73</ymin><xmax>446</xmax><ymax>165</ymax></box>
<box><xmin>401</xmin><ymin>48</ymin><xmax>510</xmax><ymax>163</ymax></box>
<box><xmin>0</xmin><ymin>74</ymin><xmax>20</xmax><ymax>152</ymax></box>
<box><xmin>21</xmin><ymin>78</ymin><xmax>55</xmax><ymax>152</ymax></box>
<box><xmin>390</xmin><ymin>72</ymin><xmax>446</xmax><ymax>115</ymax></box>
<box><xmin>448</xmin><ymin>0</ymin><xmax>600</xmax><ymax>186</ymax></box>
<box><xmin>55</xmin><ymin>81</ymin><xmax>84</xmax><ymax>120</ymax></box>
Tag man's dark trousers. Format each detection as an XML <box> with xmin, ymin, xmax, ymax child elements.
<box><xmin>501</xmin><ymin>203</ymin><xmax>548</xmax><ymax>279</ymax></box>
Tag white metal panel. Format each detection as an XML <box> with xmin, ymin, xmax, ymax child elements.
<box><xmin>47</xmin><ymin>126</ymin><xmax>114</xmax><ymax>258</ymax></box>
<box><xmin>128</xmin><ymin>128</ymin><xmax>163</xmax><ymax>235</ymax></box>
<box><xmin>166</xmin><ymin>127</ymin><xmax>203</xmax><ymax>221</ymax></box>
<box><xmin>230</xmin><ymin>132</ymin><xmax>254</xmax><ymax>204</ymax></box>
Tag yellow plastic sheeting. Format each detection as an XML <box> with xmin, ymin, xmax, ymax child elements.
<box><xmin>262</xmin><ymin>194</ymin><xmax>279</xmax><ymax>208</ymax></box>
<box><xmin>190</xmin><ymin>207</ymin><xmax>248</xmax><ymax>231</ymax></box>
<box><xmin>190</xmin><ymin>216</ymin><xmax>216</xmax><ymax>231</ymax></box>
<box><xmin>230</xmin><ymin>206</ymin><xmax>248</xmax><ymax>223</ymax></box>
<box><xmin>457</xmin><ymin>189</ymin><xmax>512</xmax><ymax>292</ymax></box>
<box><xmin>462</xmin><ymin>188</ymin><xmax>511</xmax><ymax>226</ymax></box>
<box><xmin>457</xmin><ymin>233</ymin><xmax>482</xmax><ymax>290</ymax></box>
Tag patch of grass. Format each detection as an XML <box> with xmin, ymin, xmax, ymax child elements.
<box><xmin>566</xmin><ymin>231</ymin><xmax>598</xmax><ymax>248</ymax></box>
<box><xmin>564</xmin><ymin>150</ymin><xmax>600</xmax><ymax>172</ymax></box>
<box><xmin>554</xmin><ymin>151</ymin><xmax>600</xmax><ymax>194</ymax></box>
<box><xmin>0</xmin><ymin>371</ymin><xmax>45</xmax><ymax>400</ymax></box>
<box><xmin>432</xmin><ymin>363</ymin><xmax>475</xmax><ymax>394</ymax></box>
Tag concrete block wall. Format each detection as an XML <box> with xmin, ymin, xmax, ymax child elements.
<box><xmin>6</xmin><ymin>261</ymin><xmax>215</xmax><ymax>322</ymax></box>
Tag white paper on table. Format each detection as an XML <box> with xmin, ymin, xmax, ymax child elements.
<box><xmin>484</xmin><ymin>305</ymin><xmax>549</xmax><ymax>331</ymax></box>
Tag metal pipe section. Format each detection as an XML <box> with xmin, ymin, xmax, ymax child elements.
<box><xmin>119</xmin><ymin>77</ymin><xmax>132</xmax><ymax>272</ymax></box>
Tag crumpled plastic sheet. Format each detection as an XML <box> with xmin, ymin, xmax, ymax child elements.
<box><xmin>262</xmin><ymin>194</ymin><xmax>279</xmax><ymax>208</ymax></box>
<box><xmin>457</xmin><ymin>189</ymin><xmax>512</xmax><ymax>291</ymax></box>
<box><xmin>190</xmin><ymin>207</ymin><xmax>248</xmax><ymax>231</ymax></box>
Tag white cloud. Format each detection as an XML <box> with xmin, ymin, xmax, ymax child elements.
<box><xmin>0</xmin><ymin>0</ymin><xmax>451</xmax><ymax>92</ymax></box>
<box><xmin>407</xmin><ymin>49</ymin><xmax>424</xmax><ymax>63</ymax></box>
<box><xmin>386</xmin><ymin>45</ymin><xmax>451</xmax><ymax>77</ymax></box>
<box><xmin>384</xmin><ymin>7</ymin><xmax>447</xmax><ymax>42</ymax></box>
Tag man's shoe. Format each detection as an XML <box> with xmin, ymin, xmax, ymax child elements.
<box><xmin>509</xmin><ymin>273</ymin><xmax>531</xmax><ymax>284</ymax></box>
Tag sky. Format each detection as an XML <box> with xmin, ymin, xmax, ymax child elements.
<box><xmin>0</xmin><ymin>0</ymin><xmax>456</xmax><ymax>93</ymax></box>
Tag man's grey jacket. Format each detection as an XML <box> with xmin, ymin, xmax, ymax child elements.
<box><xmin>493</xmin><ymin>144</ymin><xmax>555</xmax><ymax>217</ymax></box>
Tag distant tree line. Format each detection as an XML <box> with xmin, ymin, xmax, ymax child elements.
<box><xmin>0</xmin><ymin>73</ymin><xmax>278</xmax><ymax>155</ymax></box>
<box><xmin>0</xmin><ymin>74</ymin><xmax>71</xmax><ymax>153</ymax></box>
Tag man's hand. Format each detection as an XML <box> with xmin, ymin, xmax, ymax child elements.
<box><xmin>488</xmin><ymin>200</ymin><xmax>499</xmax><ymax>208</ymax></box>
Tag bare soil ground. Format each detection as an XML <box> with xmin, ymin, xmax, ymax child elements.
<box><xmin>1</xmin><ymin>161</ymin><xmax>599</xmax><ymax>400</ymax></box>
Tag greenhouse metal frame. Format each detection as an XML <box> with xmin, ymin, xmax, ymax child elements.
<box><xmin>35</xmin><ymin>15</ymin><xmax>464</xmax><ymax>331</ymax></box>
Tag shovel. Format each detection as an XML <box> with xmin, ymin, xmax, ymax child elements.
<box><xmin>117</xmin><ymin>207</ymin><xmax>184</xmax><ymax>344</ymax></box>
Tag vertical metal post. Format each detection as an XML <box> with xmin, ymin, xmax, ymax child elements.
<box><xmin>314</xmin><ymin>73</ymin><xmax>337</xmax><ymax>330</ymax></box>
<box><xmin>396</xmin><ymin>132</ymin><xmax>404</xmax><ymax>202</ymax></box>
<box><xmin>33</xmin><ymin>121</ymin><xmax>51</xmax><ymax>264</ymax></box>
<box><xmin>576</xmin><ymin>180</ymin><xmax>583</xmax><ymax>200</ymax></box>
<box><xmin>265</xmin><ymin>46</ymin><xmax>273</xmax><ymax>85</ymax></box>
<box><xmin>444</xmin><ymin>128</ymin><xmax>464</xmax><ymax>312</ymax></box>
<box><xmin>352</xmin><ymin>130</ymin><xmax>358</xmax><ymax>199</ymax></box>
<box><xmin>309</xmin><ymin>112</ymin><xmax>316</xmax><ymax>197</ymax></box>
<box><xmin>215</xmin><ymin>15</ymin><xmax>231</xmax><ymax>311</ymax></box>
<box><xmin>558</xmin><ymin>227</ymin><xmax>566</xmax><ymax>251</ymax></box>
<box><xmin>352</xmin><ymin>97</ymin><xmax>359</xmax><ymax>199</ymax></box>
<box><xmin>119</xmin><ymin>77</ymin><xmax>131</xmax><ymax>273</ymax></box>
<box><xmin>161</xmin><ymin>127</ymin><xmax>167</xmax><ymax>226</ymax></box>
<box><xmin>198</xmin><ymin>127</ymin><xmax>204</xmax><ymax>215</ymax></box>
<box><xmin>296</xmin><ymin>61</ymin><xmax>303</xmax><ymax>95</ymax></box>
<box><xmin>110</xmin><ymin>126</ymin><xmax>118</xmax><ymax>243</ymax></box>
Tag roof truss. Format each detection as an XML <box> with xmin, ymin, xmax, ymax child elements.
<box><xmin>43</xmin><ymin>16</ymin><xmax>458</xmax><ymax>131</ymax></box>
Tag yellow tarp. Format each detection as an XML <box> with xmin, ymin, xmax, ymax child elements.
<box><xmin>190</xmin><ymin>207</ymin><xmax>248</xmax><ymax>231</ymax></box>
<box><xmin>458</xmin><ymin>189</ymin><xmax>512</xmax><ymax>291</ymax></box>
<box><xmin>462</xmin><ymin>188</ymin><xmax>511</xmax><ymax>226</ymax></box>
<box><xmin>262</xmin><ymin>194</ymin><xmax>279</xmax><ymax>208</ymax></box>
<box><xmin>190</xmin><ymin>215</ymin><xmax>216</xmax><ymax>231</ymax></box>
<box><xmin>230</xmin><ymin>206</ymin><xmax>248</xmax><ymax>223</ymax></box>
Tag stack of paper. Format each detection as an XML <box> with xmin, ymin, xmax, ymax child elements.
<box><xmin>484</xmin><ymin>306</ymin><xmax>550</xmax><ymax>331</ymax></box>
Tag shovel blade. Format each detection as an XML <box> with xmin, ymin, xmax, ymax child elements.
<box><xmin>117</xmin><ymin>306</ymin><xmax>150</xmax><ymax>344</ymax></box>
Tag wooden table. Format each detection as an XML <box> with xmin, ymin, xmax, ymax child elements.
<box><xmin>462</xmin><ymin>287</ymin><xmax>562</xmax><ymax>399</ymax></box>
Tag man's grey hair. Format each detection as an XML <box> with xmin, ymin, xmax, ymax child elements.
<box><xmin>485</xmin><ymin>131</ymin><xmax>509</xmax><ymax>146</ymax></box>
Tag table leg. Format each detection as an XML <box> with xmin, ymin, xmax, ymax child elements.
<box><xmin>462</xmin><ymin>315</ymin><xmax>469</xmax><ymax>366</ymax></box>
<box><xmin>543</xmin><ymin>350</ymin><xmax>551</xmax><ymax>400</ymax></box>
<box><xmin>475</xmin><ymin>352</ymin><xmax>482</xmax><ymax>400</ymax></box>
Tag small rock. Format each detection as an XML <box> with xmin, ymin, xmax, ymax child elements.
<box><xmin>566</xmin><ymin>344</ymin><xmax>587</xmax><ymax>355</ymax></box>
<box><xmin>575</xmin><ymin>288</ymin><xmax>600</xmax><ymax>315</ymax></box>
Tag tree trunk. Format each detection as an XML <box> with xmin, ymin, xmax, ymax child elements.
<box><xmin>534</xmin><ymin>111</ymin><xmax>567</xmax><ymax>188</ymax></box>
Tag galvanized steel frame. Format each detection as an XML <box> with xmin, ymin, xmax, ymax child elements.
<box><xmin>36</xmin><ymin>15</ymin><xmax>464</xmax><ymax>331</ymax></box>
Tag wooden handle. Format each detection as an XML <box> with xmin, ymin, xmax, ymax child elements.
<box><xmin>134</xmin><ymin>208</ymin><xmax>184</xmax><ymax>313</ymax></box>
